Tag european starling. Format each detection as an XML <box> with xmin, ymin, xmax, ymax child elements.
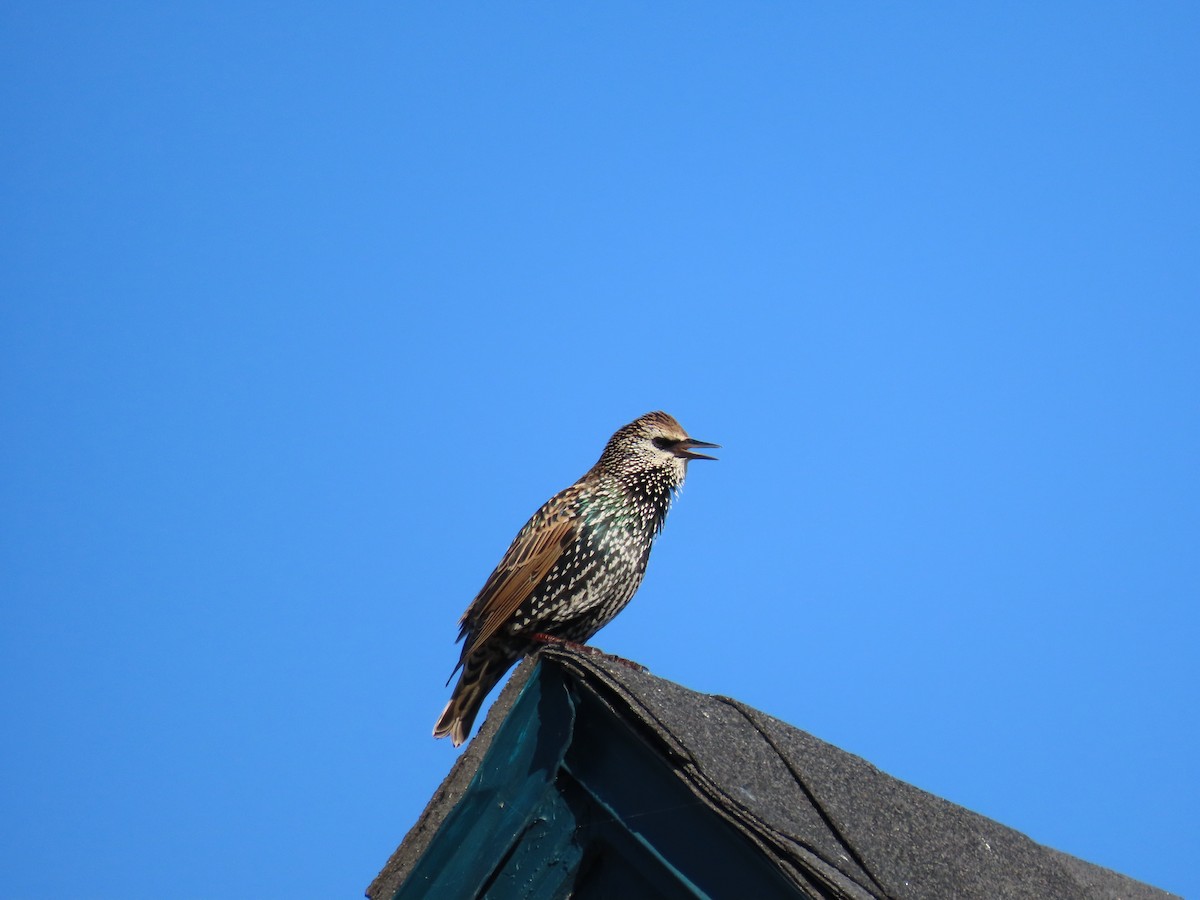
<box><xmin>433</xmin><ymin>411</ymin><xmax>717</xmax><ymax>746</ymax></box>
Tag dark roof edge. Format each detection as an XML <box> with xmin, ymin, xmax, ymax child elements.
<box><xmin>365</xmin><ymin>660</ymin><xmax>537</xmax><ymax>900</ymax></box>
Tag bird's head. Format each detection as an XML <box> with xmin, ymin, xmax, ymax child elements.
<box><xmin>595</xmin><ymin>411</ymin><xmax>719</xmax><ymax>484</ymax></box>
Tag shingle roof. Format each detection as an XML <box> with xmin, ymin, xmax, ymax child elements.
<box><xmin>369</xmin><ymin>647</ymin><xmax>1175</xmax><ymax>900</ymax></box>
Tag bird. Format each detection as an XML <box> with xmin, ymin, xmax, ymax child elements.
<box><xmin>433</xmin><ymin>411</ymin><xmax>718</xmax><ymax>746</ymax></box>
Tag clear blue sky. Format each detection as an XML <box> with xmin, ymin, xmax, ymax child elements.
<box><xmin>2</xmin><ymin>4</ymin><xmax>1197</xmax><ymax>898</ymax></box>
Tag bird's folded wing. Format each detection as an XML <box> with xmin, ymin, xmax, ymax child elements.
<box><xmin>461</xmin><ymin>509</ymin><xmax>579</xmax><ymax>660</ymax></box>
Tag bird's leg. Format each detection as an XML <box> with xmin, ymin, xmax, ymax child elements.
<box><xmin>529</xmin><ymin>633</ymin><xmax>649</xmax><ymax>673</ymax></box>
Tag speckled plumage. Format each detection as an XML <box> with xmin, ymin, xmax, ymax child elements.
<box><xmin>433</xmin><ymin>411</ymin><xmax>717</xmax><ymax>746</ymax></box>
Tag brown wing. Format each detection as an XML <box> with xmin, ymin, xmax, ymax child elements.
<box><xmin>457</xmin><ymin>498</ymin><xmax>580</xmax><ymax>664</ymax></box>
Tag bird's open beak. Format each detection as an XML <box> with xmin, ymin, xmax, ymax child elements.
<box><xmin>676</xmin><ymin>439</ymin><xmax>720</xmax><ymax>461</ymax></box>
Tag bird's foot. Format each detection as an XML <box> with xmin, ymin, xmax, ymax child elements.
<box><xmin>529</xmin><ymin>632</ymin><xmax>596</xmax><ymax>653</ymax></box>
<box><xmin>529</xmin><ymin>633</ymin><xmax>649</xmax><ymax>673</ymax></box>
<box><xmin>605</xmin><ymin>655</ymin><xmax>650</xmax><ymax>674</ymax></box>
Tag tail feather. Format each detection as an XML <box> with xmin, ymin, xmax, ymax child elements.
<box><xmin>433</xmin><ymin>651</ymin><xmax>510</xmax><ymax>747</ymax></box>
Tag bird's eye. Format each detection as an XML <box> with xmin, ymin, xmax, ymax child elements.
<box><xmin>652</xmin><ymin>437</ymin><xmax>677</xmax><ymax>450</ymax></box>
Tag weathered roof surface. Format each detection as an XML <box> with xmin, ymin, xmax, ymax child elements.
<box><xmin>369</xmin><ymin>647</ymin><xmax>1175</xmax><ymax>900</ymax></box>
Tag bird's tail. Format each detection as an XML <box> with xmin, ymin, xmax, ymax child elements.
<box><xmin>433</xmin><ymin>650</ymin><xmax>509</xmax><ymax>747</ymax></box>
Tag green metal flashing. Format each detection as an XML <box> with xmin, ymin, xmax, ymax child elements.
<box><xmin>393</xmin><ymin>661</ymin><xmax>576</xmax><ymax>899</ymax></box>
